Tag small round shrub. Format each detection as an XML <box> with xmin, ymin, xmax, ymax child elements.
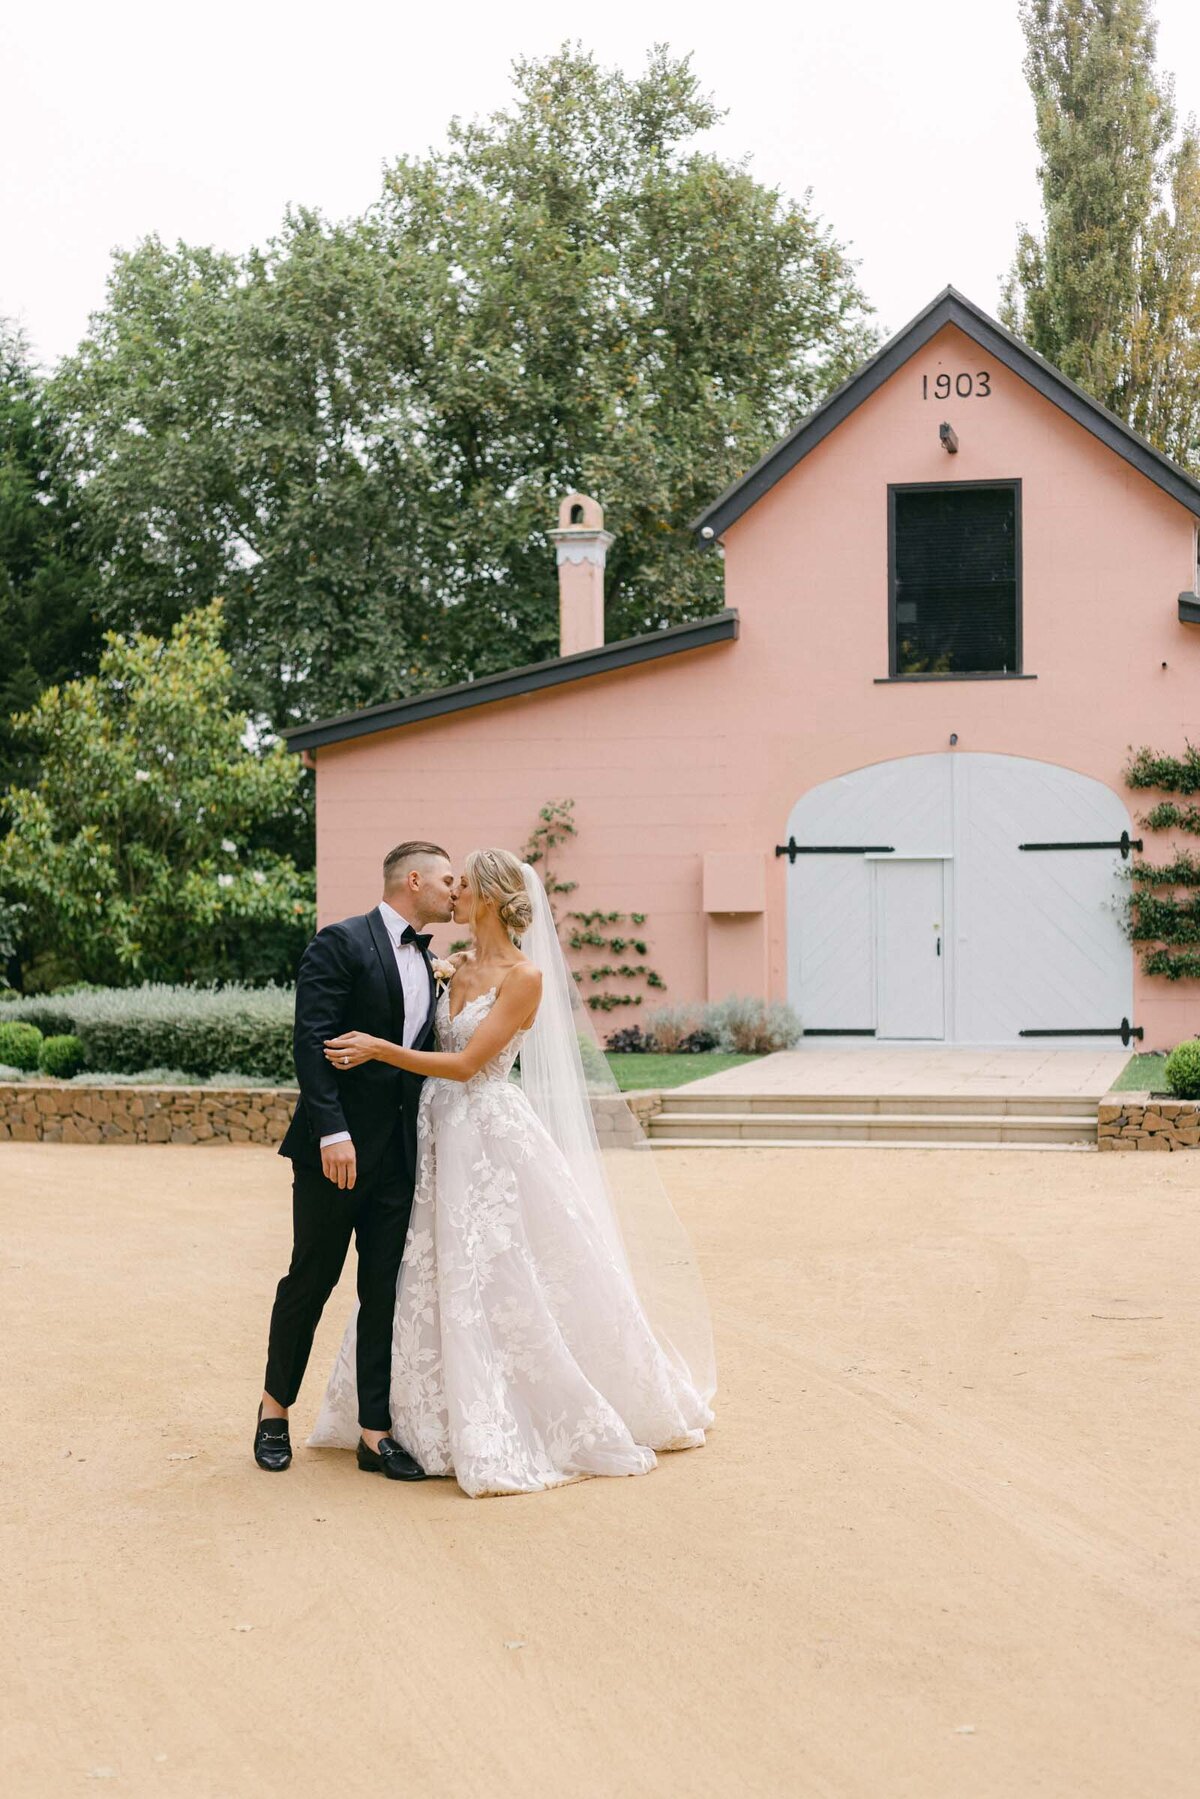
<box><xmin>0</xmin><ymin>1019</ymin><xmax>43</xmax><ymax>1071</ymax></box>
<box><xmin>641</xmin><ymin>1004</ymin><xmax>701</xmax><ymax>1053</ymax></box>
<box><xmin>708</xmin><ymin>997</ymin><xmax>802</xmax><ymax>1055</ymax></box>
<box><xmin>38</xmin><ymin>1034</ymin><xmax>87</xmax><ymax>1080</ymax></box>
<box><xmin>678</xmin><ymin>1028</ymin><xmax>719</xmax><ymax>1054</ymax></box>
<box><xmin>607</xmin><ymin>1025</ymin><xmax>657</xmax><ymax>1054</ymax></box>
<box><xmin>1164</xmin><ymin>1039</ymin><xmax>1200</xmax><ymax>1099</ymax></box>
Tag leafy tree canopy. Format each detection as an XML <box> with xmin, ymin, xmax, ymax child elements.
<box><xmin>50</xmin><ymin>44</ymin><xmax>876</xmax><ymax>731</ymax></box>
<box><xmin>0</xmin><ymin>600</ymin><xmax>313</xmax><ymax>989</ymax></box>
<box><xmin>1003</xmin><ymin>0</ymin><xmax>1200</xmax><ymax>469</ymax></box>
<box><xmin>0</xmin><ymin>322</ymin><xmax>104</xmax><ymax>792</ymax></box>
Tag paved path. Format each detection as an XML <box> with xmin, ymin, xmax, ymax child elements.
<box><xmin>1</xmin><ymin>1142</ymin><xmax>1195</xmax><ymax>1796</ymax></box>
<box><xmin>683</xmin><ymin>1045</ymin><xmax>1131</xmax><ymax>1097</ymax></box>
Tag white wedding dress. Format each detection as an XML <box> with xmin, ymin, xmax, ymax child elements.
<box><xmin>310</xmin><ymin>979</ymin><xmax>714</xmax><ymax>1497</ymax></box>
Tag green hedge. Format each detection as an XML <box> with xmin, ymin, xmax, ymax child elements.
<box><xmin>0</xmin><ymin>1019</ymin><xmax>43</xmax><ymax>1071</ymax></box>
<box><xmin>38</xmin><ymin>1034</ymin><xmax>87</xmax><ymax>1079</ymax></box>
<box><xmin>2</xmin><ymin>985</ymin><xmax>294</xmax><ymax>1082</ymax></box>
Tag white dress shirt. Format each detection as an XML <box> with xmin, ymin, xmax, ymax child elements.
<box><xmin>319</xmin><ymin>901</ymin><xmax>433</xmax><ymax>1150</ymax></box>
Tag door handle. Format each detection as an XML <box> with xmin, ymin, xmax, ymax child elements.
<box><xmin>936</xmin><ymin>936</ymin><xmax>941</xmax><ymax>957</ymax></box>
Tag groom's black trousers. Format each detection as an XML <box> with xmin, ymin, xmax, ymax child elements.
<box><xmin>264</xmin><ymin>1123</ymin><xmax>413</xmax><ymax>1432</ymax></box>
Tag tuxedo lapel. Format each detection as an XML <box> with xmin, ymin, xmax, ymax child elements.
<box><xmin>421</xmin><ymin>946</ymin><xmax>436</xmax><ymax>1042</ymax></box>
<box><xmin>366</xmin><ymin>907</ymin><xmax>406</xmax><ymax>1044</ymax></box>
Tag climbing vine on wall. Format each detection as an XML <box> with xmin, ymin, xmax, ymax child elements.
<box><xmin>520</xmin><ymin>798</ymin><xmax>579</xmax><ymax>924</ymax></box>
<box><xmin>1122</xmin><ymin>742</ymin><xmax>1200</xmax><ymax>980</ymax></box>
<box><xmin>522</xmin><ymin>799</ymin><xmax>667</xmax><ymax>1011</ymax></box>
<box><xmin>566</xmin><ymin>910</ymin><xmax>668</xmax><ymax>1011</ymax></box>
<box><xmin>1125</xmin><ymin>744</ymin><xmax>1200</xmax><ymax>794</ymax></box>
<box><xmin>1139</xmin><ymin>802</ymin><xmax>1200</xmax><ymax>834</ymax></box>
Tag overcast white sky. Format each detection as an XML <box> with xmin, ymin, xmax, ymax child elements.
<box><xmin>4</xmin><ymin>0</ymin><xmax>1200</xmax><ymax>368</ymax></box>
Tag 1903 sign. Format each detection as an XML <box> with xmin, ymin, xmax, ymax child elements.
<box><xmin>922</xmin><ymin>371</ymin><xmax>992</xmax><ymax>398</ymax></box>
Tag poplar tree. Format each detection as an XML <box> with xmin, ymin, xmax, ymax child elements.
<box><xmin>1002</xmin><ymin>0</ymin><xmax>1200</xmax><ymax>471</ymax></box>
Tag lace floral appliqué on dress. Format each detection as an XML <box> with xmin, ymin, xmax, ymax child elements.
<box><xmin>309</xmin><ymin>985</ymin><xmax>713</xmax><ymax>1496</ymax></box>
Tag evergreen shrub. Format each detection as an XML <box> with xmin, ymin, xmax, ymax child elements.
<box><xmin>1164</xmin><ymin>1039</ymin><xmax>1200</xmax><ymax>1099</ymax></box>
<box><xmin>0</xmin><ymin>1020</ymin><xmax>43</xmax><ymax>1071</ymax></box>
<box><xmin>38</xmin><ymin>1034</ymin><xmax>86</xmax><ymax>1079</ymax></box>
<box><xmin>2</xmin><ymin>986</ymin><xmax>294</xmax><ymax>1081</ymax></box>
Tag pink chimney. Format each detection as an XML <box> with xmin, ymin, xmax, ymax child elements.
<box><xmin>549</xmin><ymin>492</ymin><xmax>613</xmax><ymax>657</ymax></box>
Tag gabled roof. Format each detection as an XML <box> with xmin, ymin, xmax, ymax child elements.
<box><xmin>282</xmin><ymin>609</ymin><xmax>739</xmax><ymax>752</ymax></box>
<box><xmin>691</xmin><ymin>285</ymin><xmax>1200</xmax><ymax>540</ymax></box>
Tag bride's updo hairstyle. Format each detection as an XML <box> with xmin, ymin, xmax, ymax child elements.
<box><xmin>464</xmin><ymin>848</ymin><xmax>534</xmax><ymax>943</ymax></box>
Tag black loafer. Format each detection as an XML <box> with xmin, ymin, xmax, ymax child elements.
<box><xmin>357</xmin><ymin>1435</ymin><xmax>426</xmax><ymax>1481</ymax></box>
<box><xmin>254</xmin><ymin>1403</ymin><xmax>292</xmax><ymax>1472</ymax></box>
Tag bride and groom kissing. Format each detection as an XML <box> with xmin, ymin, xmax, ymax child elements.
<box><xmin>254</xmin><ymin>840</ymin><xmax>715</xmax><ymax>1498</ymax></box>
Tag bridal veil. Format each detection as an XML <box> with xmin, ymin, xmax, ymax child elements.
<box><xmin>516</xmin><ymin>862</ymin><xmax>717</xmax><ymax>1406</ymax></box>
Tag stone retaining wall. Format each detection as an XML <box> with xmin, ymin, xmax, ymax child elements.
<box><xmin>0</xmin><ymin>1082</ymin><xmax>666</xmax><ymax>1146</ymax></box>
<box><xmin>1098</xmin><ymin>1091</ymin><xmax>1200</xmax><ymax>1151</ymax></box>
<box><xmin>626</xmin><ymin>1090</ymin><xmax>664</xmax><ymax>1128</ymax></box>
<box><xmin>0</xmin><ymin>1082</ymin><xmax>299</xmax><ymax>1145</ymax></box>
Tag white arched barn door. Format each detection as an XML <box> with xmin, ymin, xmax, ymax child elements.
<box><xmin>783</xmin><ymin>753</ymin><xmax>1136</xmax><ymax>1046</ymax></box>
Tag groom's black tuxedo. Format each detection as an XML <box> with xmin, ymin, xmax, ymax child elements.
<box><xmin>277</xmin><ymin>908</ymin><xmax>436</xmax><ymax>1176</ymax></box>
<box><xmin>265</xmin><ymin>907</ymin><xmax>437</xmax><ymax>1433</ymax></box>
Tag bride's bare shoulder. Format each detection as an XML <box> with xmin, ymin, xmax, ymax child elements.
<box><xmin>501</xmin><ymin>956</ymin><xmax>541</xmax><ymax>988</ymax></box>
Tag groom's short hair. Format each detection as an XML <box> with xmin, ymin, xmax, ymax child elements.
<box><xmin>383</xmin><ymin>840</ymin><xmax>451</xmax><ymax>886</ymax></box>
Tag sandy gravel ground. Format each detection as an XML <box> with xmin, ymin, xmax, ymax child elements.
<box><xmin>0</xmin><ymin>1142</ymin><xmax>1196</xmax><ymax>1799</ymax></box>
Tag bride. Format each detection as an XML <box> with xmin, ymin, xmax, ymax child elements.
<box><xmin>308</xmin><ymin>848</ymin><xmax>716</xmax><ymax>1498</ymax></box>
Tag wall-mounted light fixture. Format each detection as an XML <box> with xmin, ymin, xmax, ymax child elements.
<box><xmin>949</xmin><ymin>732</ymin><xmax>958</xmax><ymax>746</ymax></box>
<box><xmin>939</xmin><ymin>422</ymin><xmax>959</xmax><ymax>454</ymax></box>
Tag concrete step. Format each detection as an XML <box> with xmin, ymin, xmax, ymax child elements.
<box><xmin>647</xmin><ymin>1136</ymin><xmax>1097</xmax><ymax>1151</ymax></box>
<box><xmin>661</xmin><ymin>1091</ymin><xmax>1102</xmax><ymax>1118</ymax></box>
<box><xmin>647</xmin><ymin>1109</ymin><xmax>1097</xmax><ymax>1146</ymax></box>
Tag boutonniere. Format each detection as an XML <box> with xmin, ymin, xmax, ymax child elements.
<box><xmin>432</xmin><ymin>957</ymin><xmax>456</xmax><ymax>987</ymax></box>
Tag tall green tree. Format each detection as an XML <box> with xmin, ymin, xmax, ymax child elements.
<box><xmin>52</xmin><ymin>44</ymin><xmax>876</xmax><ymax>732</ymax></box>
<box><xmin>0</xmin><ymin>323</ymin><xmax>104</xmax><ymax>792</ymax></box>
<box><xmin>0</xmin><ymin>600</ymin><xmax>313</xmax><ymax>990</ymax></box>
<box><xmin>1002</xmin><ymin>0</ymin><xmax>1200</xmax><ymax>470</ymax></box>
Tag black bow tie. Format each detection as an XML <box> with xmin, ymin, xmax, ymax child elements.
<box><xmin>399</xmin><ymin>924</ymin><xmax>432</xmax><ymax>952</ymax></box>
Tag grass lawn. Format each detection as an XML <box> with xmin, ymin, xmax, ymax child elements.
<box><xmin>1111</xmin><ymin>1052</ymin><xmax>1168</xmax><ymax>1091</ymax></box>
<box><xmin>605</xmin><ymin>1052</ymin><xmax>759</xmax><ymax>1091</ymax></box>
<box><xmin>610</xmin><ymin>1049</ymin><xmax>1187</xmax><ymax>1096</ymax></box>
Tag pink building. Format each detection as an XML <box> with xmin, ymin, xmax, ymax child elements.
<box><xmin>286</xmin><ymin>288</ymin><xmax>1200</xmax><ymax>1052</ymax></box>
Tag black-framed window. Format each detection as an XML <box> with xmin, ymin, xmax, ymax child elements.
<box><xmin>888</xmin><ymin>481</ymin><xmax>1021</xmax><ymax>677</ymax></box>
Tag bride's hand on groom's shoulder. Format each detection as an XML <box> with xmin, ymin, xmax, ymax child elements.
<box><xmin>323</xmin><ymin>1031</ymin><xmax>379</xmax><ymax>1069</ymax></box>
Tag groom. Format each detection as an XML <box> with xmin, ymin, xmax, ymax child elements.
<box><xmin>254</xmin><ymin>840</ymin><xmax>456</xmax><ymax>1479</ymax></box>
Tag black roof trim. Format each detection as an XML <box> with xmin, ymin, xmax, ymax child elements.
<box><xmin>283</xmin><ymin>610</ymin><xmax>740</xmax><ymax>751</ymax></box>
<box><xmin>692</xmin><ymin>286</ymin><xmax>1200</xmax><ymax>539</ymax></box>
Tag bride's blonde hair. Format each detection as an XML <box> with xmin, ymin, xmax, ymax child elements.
<box><xmin>464</xmin><ymin>848</ymin><xmax>534</xmax><ymax>942</ymax></box>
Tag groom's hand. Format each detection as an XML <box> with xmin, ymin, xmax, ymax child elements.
<box><xmin>321</xmin><ymin>1139</ymin><xmax>357</xmax><ymax>1190</ymax></box>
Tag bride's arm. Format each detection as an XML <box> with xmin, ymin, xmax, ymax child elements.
<box><xmin>324</xmin><ymin>965</ymin><xmax>543</xmax><ymax>1083</ymax></box>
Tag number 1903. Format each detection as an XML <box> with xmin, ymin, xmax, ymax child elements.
<box><xmin>923</xmin><ymin>371</ymin><xmax>991</xmax><ymax>398</ymax></box>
